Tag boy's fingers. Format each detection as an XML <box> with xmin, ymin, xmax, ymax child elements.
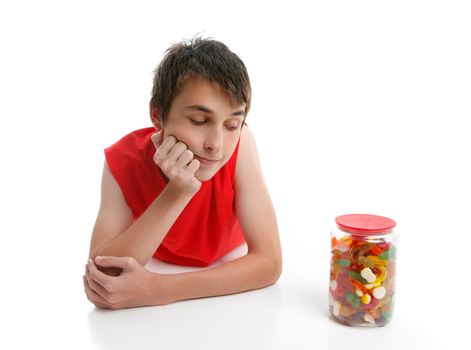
<box><xmin>85</xmin><ymin>266</ymin><xmax>109</xmax><ymax>298</ymax></box>
<box><xmin>94</xmin><ymin>256</ymin><xmax>137</xmax><ymax>270</ymax></box>
<box><xmin>87</xmin><ymin>259</ymin><xmax>116</xmax><ymax>291</ymax></box>
<box><xmin>166</xmin><ymin>142</ymin><xmax>188</xmax><ymax>161</ymax></box>
<box><xmin>176</xmin><ymin>149</ymin><xmax>195</xmax><ymax>167</ymax></box>
<box><xmin>151</xmin><ymin>131</ymin><xmax>164</xmax><ymax>148</ymax></box>
<box><xmin>187</xmin><ymin>159</ymin><xmax>201</xmax><ymax>175</ymax></box>
<box><xmin>84</xmin><ymin>276</ymin><xmax>110</xmax><ymax>308</ymax></box>
<box><xmin>155</xmin><ymin>135</ymin><xmax>178</xmax><ymax>154</ymax></box>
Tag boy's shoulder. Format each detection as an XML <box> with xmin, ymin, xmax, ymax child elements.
<box><xmin>105</xmin><ymin>127</ymin><xmax>156</xmax><ymax>172</ymax></box>
<box><xmin>108</xmin><ymin>127</ymin><xmax>156</xmax><ymax>151</ymax></box>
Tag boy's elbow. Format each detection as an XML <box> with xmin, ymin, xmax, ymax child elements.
<box><xmin>261</xmin><ymin>252</ymin><xmax>282</xmax><ymax>286</ymax></box>
<box><xmin>271</xmin><ymin>255</ymin><xmax>283</xmax><ymax>284</ymax></box>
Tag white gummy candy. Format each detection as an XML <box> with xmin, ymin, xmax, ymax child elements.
<box><xmin>373</xmin><ymin>286</ymin><xmax>386</xmax><ymax>299</ymax></box>
<box><xmin>332</xmin><ymin>300</ymin><xmax>341</xmax><ymax>317</ymax></box>
<box><xmin>330</xmin><ymin>280</ymin><xmax>337</xmax><ymax>291</ymax></box>
<box><xmin>364</xmin><ymin>313</ymin><xmax>375</xmax><ymax>324</ymax></box>
<box><xmin>360</xmin><ymin>267</ymin><xmax>377</xmax><ymax>283</ymax></box>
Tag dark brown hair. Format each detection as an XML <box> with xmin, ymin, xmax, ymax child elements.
<box><xmin>151</xmin><ymin>36</ymin><xmax>251</xmax><ymax>123</ymax></box>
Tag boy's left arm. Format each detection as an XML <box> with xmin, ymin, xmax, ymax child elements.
<box><xmin>84</xmin><ymin>127</ymin><xmax>282</xmax><ymax>308</ymax></box>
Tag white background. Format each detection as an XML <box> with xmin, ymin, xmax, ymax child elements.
<box><xmin>1</xmin><ymin>0</ymin><xmax>470</xmax><ymax>349</ymax></box>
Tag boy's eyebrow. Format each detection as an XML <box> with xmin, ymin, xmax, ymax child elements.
<box><xmin>186</xmin><ymin>104</ymin><xmax>245</xmax><ymax>117</ymax></box>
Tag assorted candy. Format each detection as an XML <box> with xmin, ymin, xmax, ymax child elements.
<box><xmin>329</xmin><ymin>234</ymin><xmax>396</xmax><ymax>326</ymax></box>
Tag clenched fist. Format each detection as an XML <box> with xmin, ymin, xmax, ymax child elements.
<box><xmin>151</xmin><ymin>132</ymin><xmax>201</xmax><ymax>195</ymax></box>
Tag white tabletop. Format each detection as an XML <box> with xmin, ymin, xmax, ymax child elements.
<box><xmin>78</xmin><ymin>237</ymin><xmax>462</xmax><ymax>350</ymax></box>
<box><xmin>73</xmin><ymin>235</ymin><xmax>459</xmax><ymax>350</ymax></box>
<box><xmin>2</xmin><ymin>186</ymin><xmax>468</xmax><ymax>350</ymax></box>
<box><xmin>22</xmin><ymin>235</ymin><xmax>460</xmax><ymax>350</ymax></box>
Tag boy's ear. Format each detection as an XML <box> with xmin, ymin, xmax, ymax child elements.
<box><xmin>149</xmin><ymin>101</ymin><xmax>162</xmax><ymax>131</ymax></box>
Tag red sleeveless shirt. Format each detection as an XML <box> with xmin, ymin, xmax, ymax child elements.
<box><xmin>104</xmin><ymin>127</ymin><xmax>246</xmax><ymax>267</ymax></box>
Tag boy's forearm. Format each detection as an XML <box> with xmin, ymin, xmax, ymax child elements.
<box><xmin>160</xmin><ymin>252</ymin><xmax>282</xmax><ymax>303</ymax></box>
<box><xmin>92</xmin><ymin>184</ymin><xmax>194</xmax><ymax>266</ymax></box>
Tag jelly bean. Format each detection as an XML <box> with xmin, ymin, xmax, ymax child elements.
<box><xmin>346</xmin><ymin>292</ymin><xmax>361</xmax><ymax>309</ymax></box>
<box><xmin>379</xmin><ymin>247</ymin><xmax>396</xmax><ymax>260</ymax></box>
<box><xmin>361</xmin><ymin>294</ymin><xmax>371</xmax><ymax>304</ymax></box>
<box><xmin>335</xmin><ymin>259</ymin><xmax>351</xmax><ymax>267</ymax></box>
<box><xmin>369</xmin><ymin>245</ymin><xmax>384</xmax><ymax>256</ymax></box>
<box><xmin>332</xmin><ymin>264</ymin><xmax>340</xmax><ymax>280</ymax></box>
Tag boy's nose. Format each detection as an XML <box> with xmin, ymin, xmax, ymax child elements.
<box><xmin>203</xmin><ymin>127</ymin><xmax>223</xmax><ymax>153</ymax></box>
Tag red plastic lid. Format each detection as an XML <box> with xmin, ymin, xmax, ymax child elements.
<box><xmin>335</xmin><ymin>214</ymin><xmax>396</xmax><ymax>235</ymax></box>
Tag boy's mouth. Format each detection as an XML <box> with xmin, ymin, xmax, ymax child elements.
<box><xmin>194</xmin><ymin>155</ymin><xmax>221</xmax><ymax>165</ymax></box>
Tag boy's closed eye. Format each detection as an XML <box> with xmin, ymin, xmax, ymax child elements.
<box><xmin>189</xmin><ymin>118</ymin><xmax>241</xmax><ymax>130</ymax></box>
<box><xmin>190</xmin><ymin>119</ymin><xmax>206</xmax><ymax>125</ymax></box>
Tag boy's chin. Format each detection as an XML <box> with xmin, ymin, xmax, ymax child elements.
<box><xmin>195</xmin><ymin>169</ymin><xmax>217</xmax><ymax>182</ymax></box>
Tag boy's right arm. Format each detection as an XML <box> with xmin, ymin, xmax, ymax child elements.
<box><xmin>88</xmin><ymin>134</ymin><xmax>200</xmax><ymax>269</ymax></box>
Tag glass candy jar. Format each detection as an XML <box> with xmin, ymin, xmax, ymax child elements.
<box><xmin>329</xmin><ymin>214</ymin><xmax>397</xmax><ymax>327</ymax></box>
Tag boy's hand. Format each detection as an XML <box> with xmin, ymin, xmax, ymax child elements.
<box><xmin>151</xmin><ymin>132</ymin><xmax>201</xmax><ymax>195</ymax></box>
<box><xmin>83</xmin><ymin>256</ymin><xmax>172</xmax><ymax>309</ymax></box>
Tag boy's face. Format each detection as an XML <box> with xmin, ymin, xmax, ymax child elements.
<box><xmin>151</xmin><ymin>78</ymin><xmax>245</xmax><ymax>181</ymax></box>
